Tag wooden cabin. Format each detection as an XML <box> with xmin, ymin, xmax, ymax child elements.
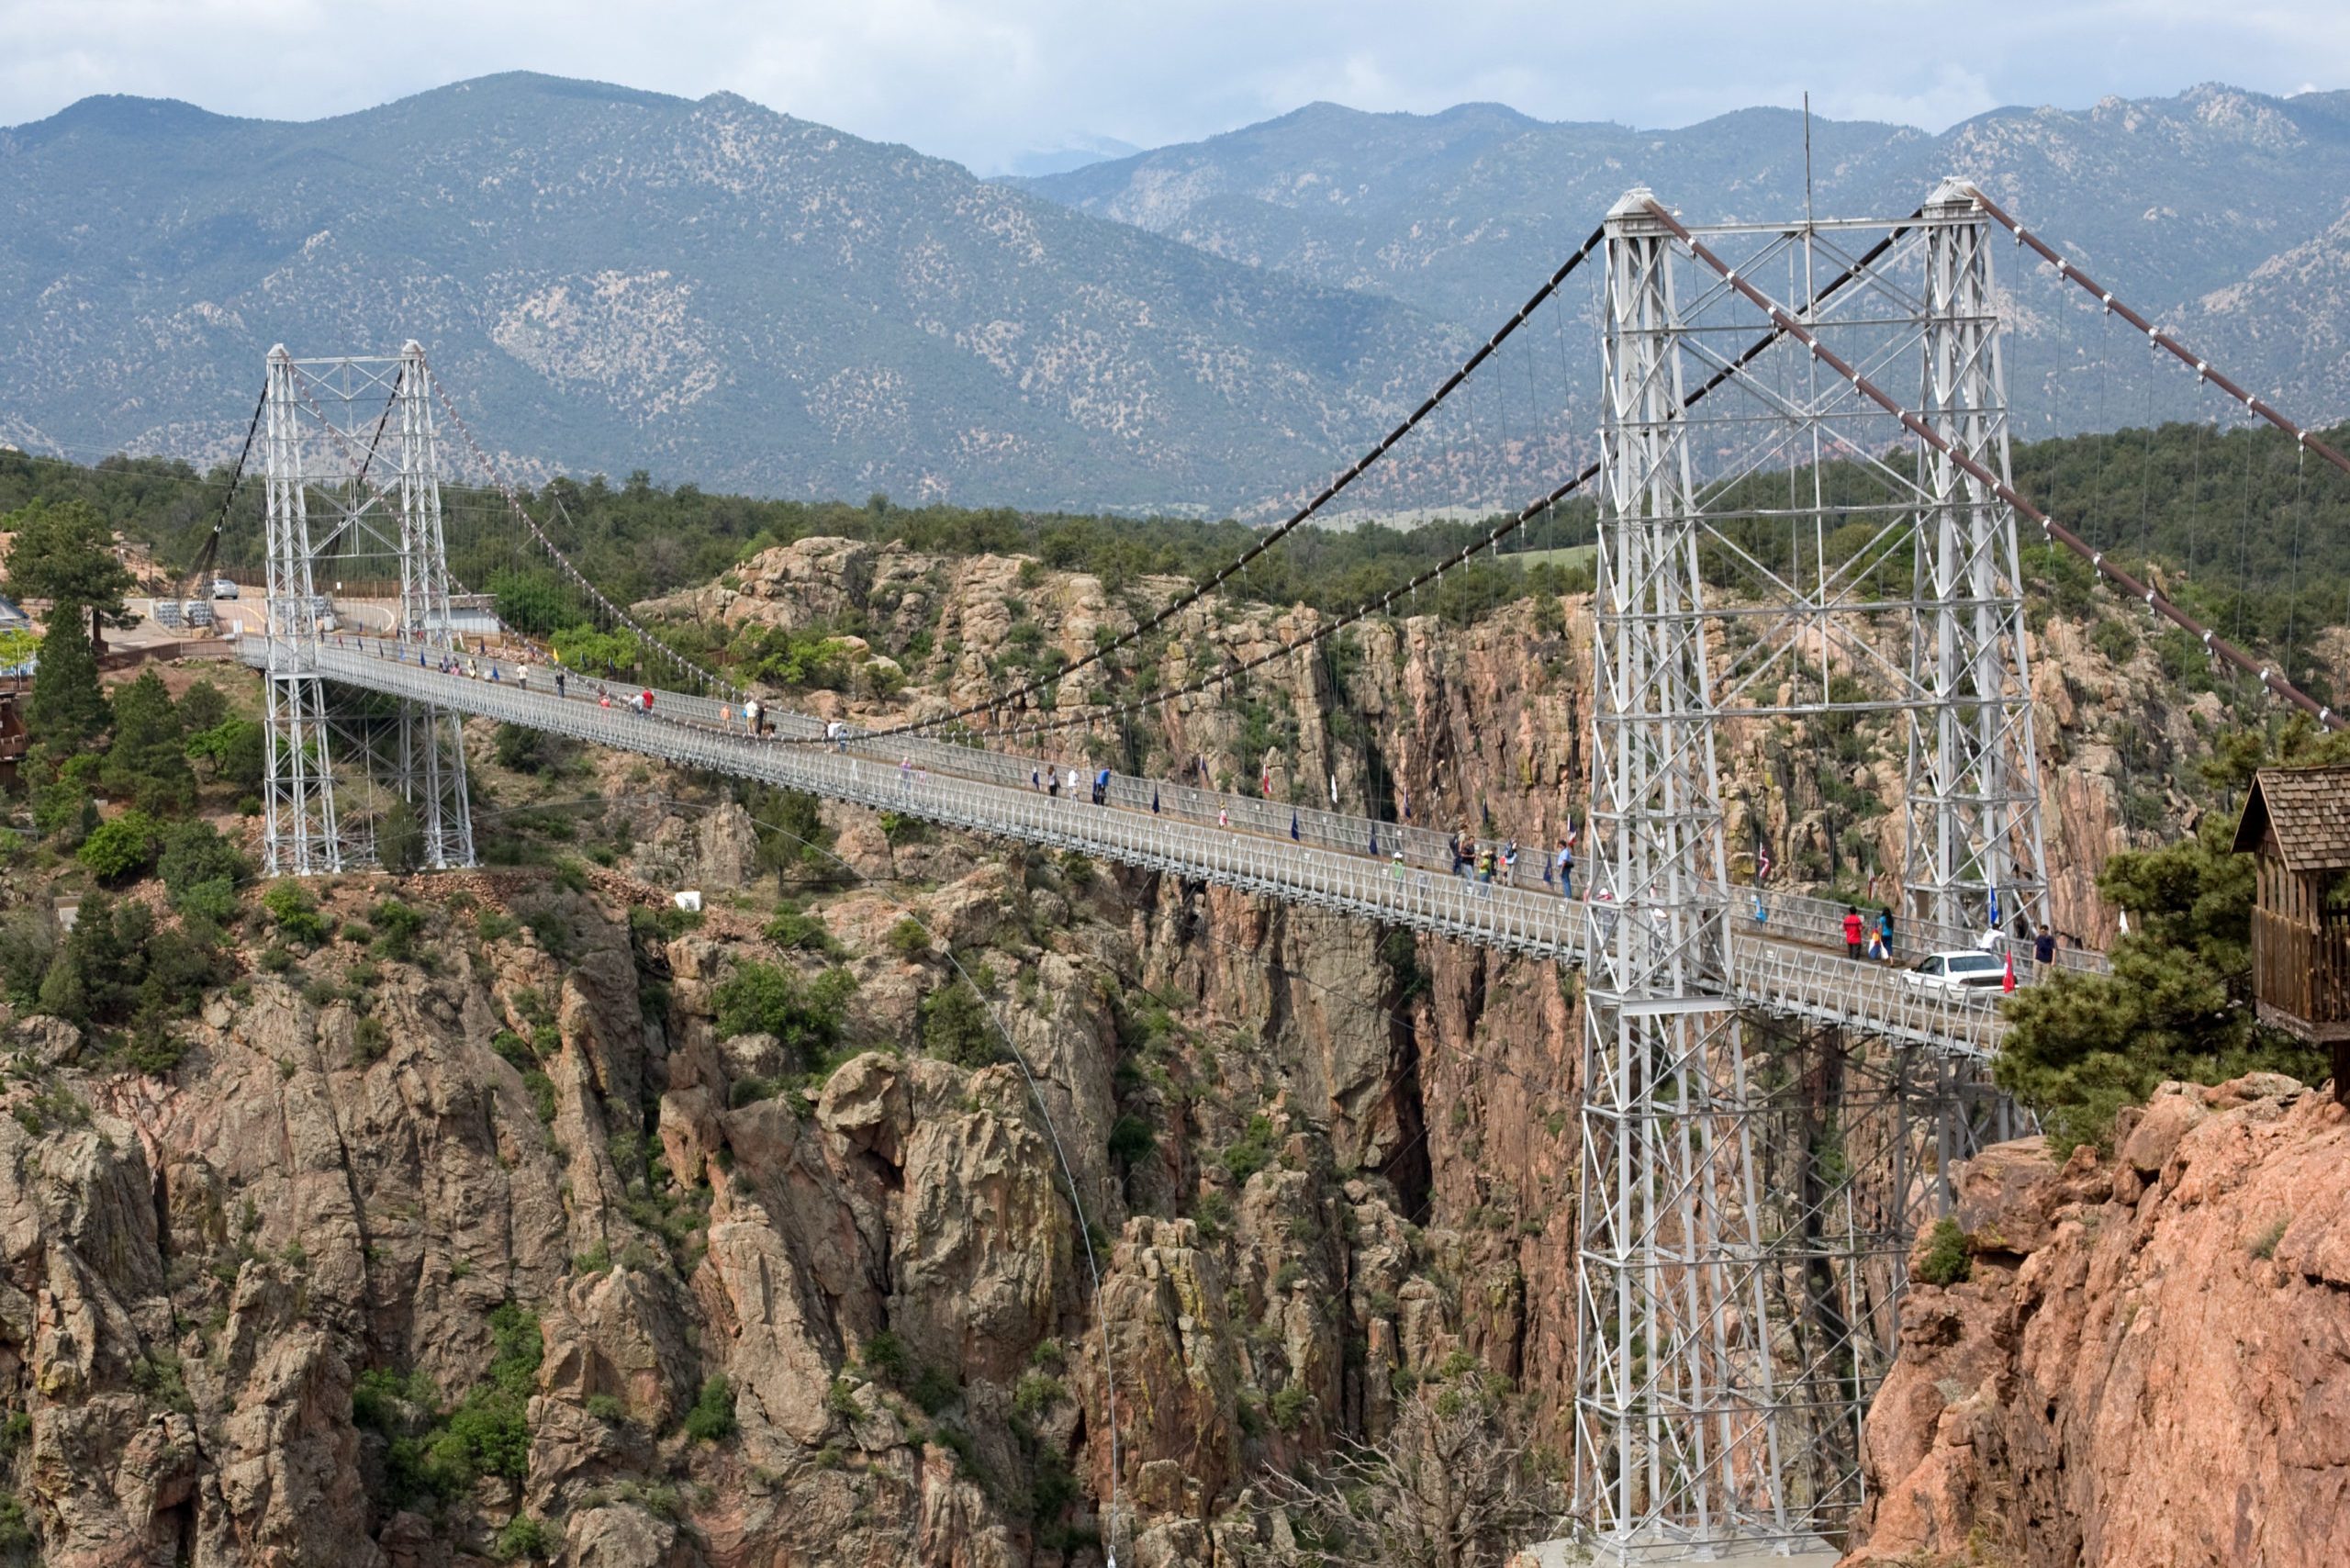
<box><xmin>2232</xmin><ymin>765</ymin><xmax>2350</xmax><ymax>1102</ymax></box>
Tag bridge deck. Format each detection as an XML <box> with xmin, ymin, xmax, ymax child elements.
<box><xmin>246</xmin><ymin>639</ymin><xmax>2015</xmax><ymax>1058</ymax></box>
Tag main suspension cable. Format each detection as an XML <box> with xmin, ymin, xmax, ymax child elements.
<box><xmin>1968</xmin><ymin>185</ymin><xmax>2350</xmax><ymax>488</ymax></box>
<box><xmin>801</xmin><ymin>212</ymin><xmax>1923</xmax><ymax>750</ymax></box>
<box><xmin>174</xmin><ymin>381</ymin><xmax>268</xmax><ymax>605</ymax></box>
<box><xmin>853</xmin><ymin>223</ymin><xmax>1612</xmax><ymax>742</ymax></box>
<box><xmin>1649</xmin><ymin>197</ymin><xmax>2346</xmax><ymax>732</ymax></box>
<box><xmin>421</xmin><ymin>362</ymin><xmax>742</xmax><ymax>700</ymax></box>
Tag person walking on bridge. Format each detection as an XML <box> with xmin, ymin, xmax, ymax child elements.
<box><xmin>1555</xmin><ymin>838</ymin><xmax>1576</xmax><ymax>899</ymax></box>
<box><xmin>640</xmin><ymin>688</ymin><xmax>655</xmax><ymax>717</ymax></box>
<box><xmin>1841</xmin><ymin>906</ymin><xmax>1865</xmax><ymax>960</ymax></box>
<box><xmin>2034</xmin><ymin>924</ymin><xmax>2057</xmax><ymax>976</ymax></box>
<box><xmin>554</xmin><ymin>669</ymin><xmax>566</xmax><ymax>700</ymax></box>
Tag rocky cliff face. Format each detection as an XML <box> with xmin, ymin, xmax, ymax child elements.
<box><xmin>0</xmin><ymin>538</ymin><xmax>2265</xmax><ymax>1564</ymax></box>
<box><xmin>1846</xmin><ymin>1075</ymin><xmax>2350</xmax><ymax>1568</ymax></box>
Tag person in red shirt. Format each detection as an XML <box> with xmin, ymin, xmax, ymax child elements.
<box><xmin>1841</xmin><ymin>907</ymin><xmax>1865</xmax><ymax>960</ymax></box>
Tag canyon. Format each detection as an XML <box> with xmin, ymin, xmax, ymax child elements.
<box><xmin>0</xmin><ymin>538</ymin><xmax>2343</xmax><ymax>1564</ymax></box>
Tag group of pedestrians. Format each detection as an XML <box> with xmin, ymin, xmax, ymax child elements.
<box><xmin>1028</xmin><ymin>764</ymin><xmax>1116</xmax><ymax>805</ymax></box>
<box><xmin>1841</xmin><ymin>905</ymin><xmax>1897</xmax><ymax>961</ymax></box>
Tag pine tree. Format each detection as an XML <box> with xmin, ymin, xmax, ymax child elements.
<box><xmin>100</xmin><ymin>668</ymin><xmax>194</xmax><ymax>811</ymax></box>
<box><xmin>23</xmin><ymin>602</ymin><xmax>108</xmax><ymax>751</ymax></box>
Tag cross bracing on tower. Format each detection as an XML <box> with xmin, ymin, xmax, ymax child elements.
<box><xmin>257</xmin><ymin>342</ymin><xmax>474</xmax><ymax>874</ymax></box>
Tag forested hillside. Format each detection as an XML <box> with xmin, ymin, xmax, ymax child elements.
<box><xmin>7</xmin><ymin>415</ymin><xmax>2344</xmax><ymax>701</ymax></box>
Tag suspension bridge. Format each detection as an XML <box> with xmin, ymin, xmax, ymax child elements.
<box><xmin>190</xmin><ymin>176</ymin><xmax>2344</xmax><ymax>1561</ymax></box>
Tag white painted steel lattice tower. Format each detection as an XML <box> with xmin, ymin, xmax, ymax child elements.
<box><xmin>258</xmin><ymin>343</ymin><xmax>475</xmax><ymax>874</ymax></box>
<box><xmin>1574</xmin><ymin>188</ymin><xmax>1791</xmax><ymax>1556</ymax></box>
<box><xmin>1571</xmin><ymin>182</ymin><xmax>2051</xmax><ymax>1558</ymax></box>
<box><xmin>1904</xmin><ymin>178</ymin><xmax>2048</xmax><ymax>937</ymax></box>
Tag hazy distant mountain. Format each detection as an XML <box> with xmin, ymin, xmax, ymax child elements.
<box><xmin>0</xmin><ymin>75</ymin><xmax>1464</xmax><ymax>513</ymax></box>
<box><xmin>992</xmin><ymin>137</ymin><xmax>1144</xmax><ymax>179</ymax></box>
<box><xmin>8</xmin><ymin>74</ymin><xmax>2350</xmax><ymax>518</ymax></box>
<box><xmin>1022</xmin><ymin>85</ymin><xmax>2350</xmax><ymax>436</ymax></box>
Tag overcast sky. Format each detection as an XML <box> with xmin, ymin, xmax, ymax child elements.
<box><xmin>5</xmin><ymin>1</ymin><xmax>2347</xmax><ymax>174</ymax></box>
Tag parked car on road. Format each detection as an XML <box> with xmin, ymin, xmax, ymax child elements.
<box><xmin>1903</xmin><ymin>950</ymin><xmax>2010</xmax><ymax>993</ymax></box>
<box><xmin>211</xmin><ymin>578</ymin><xmax>240</xmax><ymax>599</ymax></box>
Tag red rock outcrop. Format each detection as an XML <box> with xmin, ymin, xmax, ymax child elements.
<box><xmin>1846</xmin><ymin>1075</ymin><xmax>2350</xmax><ymax>1568</ymax></box>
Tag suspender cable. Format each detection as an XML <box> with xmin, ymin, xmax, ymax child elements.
<box><xmin>1645</xmin><ymin>197</ymin><xmax>2345</xmax><ymax>733</ymax></box>
<box><xmin>1969</xmin><ymin>185</ymin><xmax>2350</xmax><ymax>489</ymax></box>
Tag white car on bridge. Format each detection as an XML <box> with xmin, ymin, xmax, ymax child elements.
<box><xmin>1903</xmin><ymin>950</ymin><xmax>2011</xmax><ymax>993</ymax></box>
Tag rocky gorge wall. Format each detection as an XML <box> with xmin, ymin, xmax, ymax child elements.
<box><xmin>0</xmin><ymin>534</ymin><xmax>2321</xmax><ymax>1565</ymax></box>
<box><xmin>1845</xmin><ymin>1075</ymin><xmax>2350</xmax><ymax>1568</ymax></box>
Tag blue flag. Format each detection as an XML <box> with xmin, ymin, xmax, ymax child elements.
<box><xmin>1988</xmin><ymin>885</ymin><xmax>2001</xmax><ymax>929</ymax></box>
<box><xmin>1151</xmin><ymin>789</ymin><xmax>1160</xmax><ymax>814</ymax></box>
<box><xmin>1290</xmin><ymin>812</ymin><xmax>1301</xmax><ymax>842</ymax></box>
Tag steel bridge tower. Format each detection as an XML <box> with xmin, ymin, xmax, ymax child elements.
<box><xmin>1576</xmin><ymin>188</ymin><xmax>1789</xmax><ymax>1556</ymax></box>
<box><xmin>259</xmin><ymin>342</ymin><xmax>475</xmax><ymax>875</ymax></box>
<box><xmin>1572</xmin><ymin>182</ymin><xmax>2048</xmax><ymax>1558</ymax></box>
<box><xmin>1904</xmin><ymin>178</ymin><xmax>2048</xmax><ymax>937</ymax></box>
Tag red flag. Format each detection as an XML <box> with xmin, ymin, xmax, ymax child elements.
<box><xmin>2002</xmin><ymin>952</ymin><xmax>2017</xmax><ymax>993</ymax></box>
<box><xmin>1261</xmin><ymin>765</ymin><xmax>1272</xmax><ymax>798</ymax></box>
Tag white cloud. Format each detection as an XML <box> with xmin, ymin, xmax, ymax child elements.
<box><xmin>1</xmin><ymin>0</ymin><xmax>2346</xmax><ymax>170</ymax></box>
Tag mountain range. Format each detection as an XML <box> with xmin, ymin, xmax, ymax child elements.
<box><xmin>6</xmin><ymin>73</ymin><xmax>2350</xmax><ymax>512</ymax></box>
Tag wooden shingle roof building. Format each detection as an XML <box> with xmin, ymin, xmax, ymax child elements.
<box><xmin>2232</xmin><ymin>764</ymin><xmax>2350</xmax><ymax>1101</ymax></box>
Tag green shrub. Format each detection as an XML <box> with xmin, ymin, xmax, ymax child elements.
<box><xmin>352</xmin><ymin>1016</ymin><xmax>392</xmax><ymax>1065</ymax></box>
<box><xmin>157</xmin><ymin>819</ymin><xmax>248</xmax><ymax>913</ymax></box>
<box><xmin>372</xmin><ymin>899</ymin><xmax>429</xmax><ymax>961</ymax></box>
<box><xmin>76</xmin><ymin>810</ymin><xmax>162</xmax><ymax>881</ymax></box>
<box><xmin>426</xmin><ymin>1303</ymin><xmax>543</xmax><ymax>1486</ymax></box>
<box><xmin>711</xmin><ymin>961</ymin><xmax>856</xmax><ymax>1070</ymax></box>
<box><xmin>32</xmin><ymin>890</ymin><xmax>229</xmax><ymax>1035</ymax></box>
<box><xmin>1220</xmin><ymin>1114</ymin><xmax>1279</xmax><ymax>1183</ymax></box>
<box><xmin>0</xmin><ymin>1490</ymin><xmax>33</xmax><ymax>1551</ymax></box>
<box><xmin>908</xmin><ymin>1364</ymin><xmax>959</xmax><ymax>1416</ymax></box>
<box><xmin>919</xmin><ymin>980</ymin><xmax>996</xmax><ymax>1068</ymax></box>
<box><xmin>762</xmin><ymin>906</ymin><xmax>840</xmax><ymax>954</ymax></box>
<box><xmin>1269</xmin><ymin>1383</ymin><xmax>1311</xmax><ymax>1431</ymax></box>
<box><xmin>492</xmin><ymin>1514</ymin><xmax>553</xmax><ymax>1562</ymax></box>
<box><xmin>1107</xmin><ymin>1114</ymin><xmax>1157</xmax><ymax>1166</ymax></box>
<box><xmin>1916</xmin><ymin>1218</ymin><xmax>1973</xmax><ymax>1287</ymax></box>
<box><xmin>887</xmin><ymin>916</ymin><xmax>929</xmax><ymax>956</ymax></box>
<box><xmin>263</xmin><ymin>880</ymin><xmax>330</xmax><ymax>946</ymax></box>
<box><xmin>859</xmin><ymin>1330</ymin><xmax>910</xmax><ymax>1384</ymax></box>
<box><xmin>186</xmin><ymin>716</ymin><xmax>265</xmax><ymax>792</ymax></box>
<box><xmin>1012</xmin><ymin>1372</ymin><xmax>1065</xmax><ymax>1419</ymax></box>
<box><xmin>682</xmin><ymin>1374</ymin><xmax>737</xmax><ymax>1442</ymax></box>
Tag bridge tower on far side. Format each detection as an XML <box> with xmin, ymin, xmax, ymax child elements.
<box><xmin>259</xmin><ymin>346</ymin><xmax>343</xmax><ymax>875</ymax></box>
<box><xmin>257</xmin><ymin>343</ymin><xmax>476</xmax><ymax>875</ymax></box>
<box><xmin>388</xmin><ymin>341</ymin><xmax>476</xmax><ymax>870</ymax></box>
<box><xmin>1904</xmin><ymin>177</ymin><xmax>2048</xmax><ymax>938</ymax></box>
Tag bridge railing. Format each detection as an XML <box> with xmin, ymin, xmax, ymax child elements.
<box><xmin>264</xmin><ymin>638</ymin><xmax>2017</xmax><ymax>1056</ymax></box>
<box><xmin>323</xmin><ymin>633</ymin><xmax>2109</xmax><ymax>980</ymax></box>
